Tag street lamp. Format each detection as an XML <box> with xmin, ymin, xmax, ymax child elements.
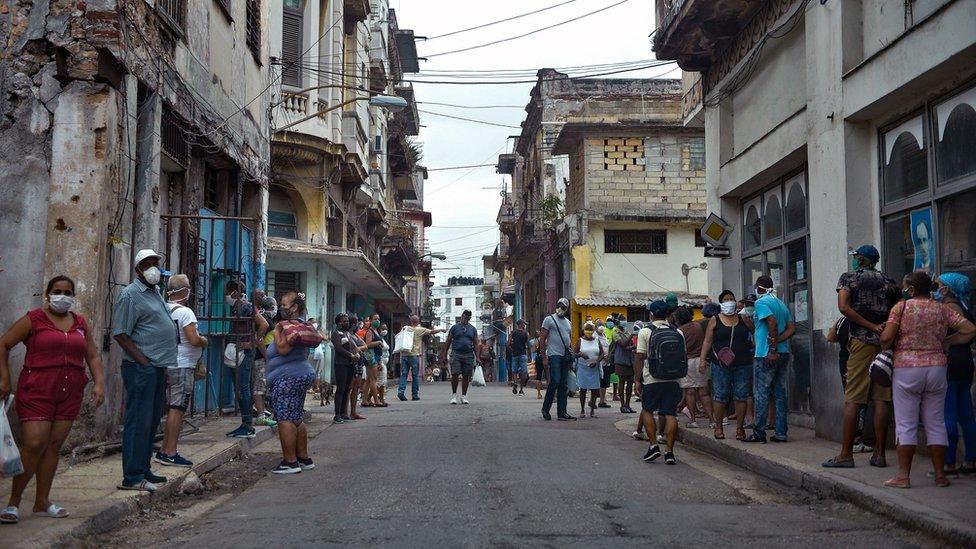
<box><xmin>421</xmin><ymin>252</ymin><xmax>447</xmax><ymax>261</ymax></box>
<box><xmin>276</xmin><ymin>94</ymin><xmax>409</xmax><ymax>132</ymax></box>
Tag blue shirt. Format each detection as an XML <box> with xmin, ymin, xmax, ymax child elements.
<box><xmin>753</xmin><ymin>293</ymin><xmax>793</xmax><ymax>358</ymax></box>
<box><xmin>449</xmin><ymin>323</ymin><xmax>478</xmax><ymax>354</ymax></box>
<box><xmin>112</xmin><ymin>279</ymin><xmax>178</xmax><ymax>368</ymax></box>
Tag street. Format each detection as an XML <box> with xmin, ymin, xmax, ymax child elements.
<box><xmin>92</xmin><ymin>384</ymin><xmax>931</xmax><ymax>548</ymax></box>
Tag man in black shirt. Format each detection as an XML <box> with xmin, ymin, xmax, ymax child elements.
<box><xmin>507</xmin><ymin>319</ymin><xmax>530</xmax><ymax>396</ymax></box>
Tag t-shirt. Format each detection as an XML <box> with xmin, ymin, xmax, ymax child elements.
<box><xmin>753</xmin><ymin>294</ymin><xmax>793</xmax><ymax>358</ymax></box>
<box><xmin>888</xmin><ymin>299</ymin><xmax>968</xmax><ymax>368</ymax></box>
<box><xmin>449</xmin><ymin>323</ymin><xmax>478</xmax><ymax>354</ymax></box>
<box><xmin>541</xmin><ymin>314</ymin><xmax>572</xmax><ymax>357</ymax></box>
<box><xmin>836</xmin><ymin>268</ymin><xmax>900</xmax><ymax>345</ymax></box>
<box><xmin>636</xmin><ymin>320</ymin><xmax>685</xmax><ymax>384</ymax></box>
<box><xmin>677</xmin><ymin>320</ymin><xmax>704</xmax><ymax>358</ymax></box>
<box><xmin>613</xmin><ymin>328</ymin><xmax>632</xmax><ymax>364</ymax></box>
<box><xmin>510</xmin><ymin>329</ymin><xmax>529</xmax><ymax>356</ymax></box>
<box><xmin>404</xmin><ymin>326</ymin><xmax>432</xmax><ymax>357</ymax></box>
<box><xmin>168</xmin><ymin>303</ymin><xmax>202</xmax><ymax>369</ymax></box>
<box><xmin>528</xmin><ymin>337</ymin><xmax>539</xmax><ymax>358</ymax></box>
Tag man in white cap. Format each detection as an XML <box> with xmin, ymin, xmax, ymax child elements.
<box><xmin>112</xmin><ymin>249</ymin><xmax>179</xmax><ymax>492</ymax></box>
<box><xmin>539</xmin><ymin>297</ymin><xmax>577</xmax><ymax>421</ymax></box>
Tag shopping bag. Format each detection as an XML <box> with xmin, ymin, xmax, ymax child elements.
<box><xmin>0</xmin><ymin>397</ymin><xmax>24</xmax><ymax>477</ymax></box>
<box><xmin>567</xmin><ymin>369</ymin><xmax>579</xmax><ymax>394</ymax></box>
<box><xmin>223</xmin><ymin>343</ymin><xmax>242</xmax><ymax>369</ymax></box>
<box><xmin>471</xmin><ymin>365</ymin><xmax>486</xmax><ymax>387</ymax></box>
<box><xmin>394</xmin><ymin>328</ymin><xmax>414</xmax><ymax>354</ymax></box>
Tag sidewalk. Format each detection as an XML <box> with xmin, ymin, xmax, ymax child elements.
<box><xmin>0</xmin><ymin>415</ymin><xmax>277</xmax><ymax>549</ymax></box>
<box><xmin>615</xmin><ymin>418</ymin><xmax>976</xmax><ymax>545</ymax></box>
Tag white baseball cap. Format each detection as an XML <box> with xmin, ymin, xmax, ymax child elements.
<box><xmin>134</xmin><ymin>249</ymin><xmax>163</xmax><ymax>268</ymax></box>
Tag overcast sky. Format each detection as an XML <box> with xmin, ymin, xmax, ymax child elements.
<box><xmin>392</xmin><ymin>0</ymin><xmax>676</xmax><ymax>284</ymax></box>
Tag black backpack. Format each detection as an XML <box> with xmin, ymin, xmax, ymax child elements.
<box><xmin>646</xmin><ymin>325</ymin><xmax>688</xmax><ymax>380</ymax></box>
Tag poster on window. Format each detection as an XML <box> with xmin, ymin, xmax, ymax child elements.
<box><xmin>794</xmin><ymin>290</ymin><xmax>808</xmax><ymax>323</ymax></box>
<box><xmin>910</xmin><ymin>208</ymin><xmax>935</xmax><ymax>274</ymax></box>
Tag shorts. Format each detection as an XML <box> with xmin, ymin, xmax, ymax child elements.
<box><xmin>845</xmin><ymin>339</ymin><xmax>893</xmax><ymax>404</ymax></box>
<box><xmin>252</xmin><ymin>358</ymin><xmax>268</xmax><ymax>396</ymax></box>
<box><xmin>355</xmin><ymin>361</ymin><xmax>366</xmax><ymax>379</ymax></box>
<box><xmin>269</xmin><ymin>373</ymin><xmax>315</xmax><ymax>423</ymax></box>
<box><xmin>710</xmin><ymin>361</ymin><xmax>752</xmax><ymax>403</ymax></box>
<box><xmin>377</xmin><ymin>361</ymin><xmax>388</xmax><ymax>389</ymax></box>
<box><xmin>614</xmin><ymin>363</ymin><xmax>633</xmax><ymax>382</ymax></box>
<box><xmin>510</xmin><ymin>355</ymin><xmax>529</xmax><ymax>376</ymax></box>
<box><xmin>166</xmin><ymin>368</ymin><xmax>194</xmax><ymax>411</ymax></box>
<box><xmin>641</xmin><ymin>382</ymin><xmax>682</xmax><ymax>416</ymax></box>
<box><xmin>451</xmin><ymin>352</ymin><xmax>476</xmax><ymax>378</ymax></box>
<box><xmin>534</xmin><ymin>355</ymin><xmax>545</xmax><ymax>381</ymax></box>
<box><xmin>679</xmin><ymin>358</ymin><xmax>707</xmax><ymax>389</ymax></box>
<box><xmin>15</xmin><ymin>366</ymin><xmax>88</xmax><ymax>422</ymax></box>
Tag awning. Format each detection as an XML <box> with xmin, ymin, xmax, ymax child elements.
<box><xmin>574</xmin><ymin>292</ymin><xmax>708</xmax><ymax>308</ymax></box>
<box><xmin>267</xmin><ymin>238</ymin><xmax>408</xmax><ymax>311</ymax></box>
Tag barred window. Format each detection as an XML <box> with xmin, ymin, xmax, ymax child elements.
<box><xmin>604</xmin><ymin>230</ymin><xmax>667</xmax><ymax>254</ymax></box>
<box><xmin>246</xmin><ymin>0</ymin><xmax>262</xmax><ymax>62</ymax></box>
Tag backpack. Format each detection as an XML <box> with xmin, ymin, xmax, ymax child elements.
<box><xmin>646</xmin><ymin>325</ymin><xmax>688</xmax><ymax>380</ymax></box>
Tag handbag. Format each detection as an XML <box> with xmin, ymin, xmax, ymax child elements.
<box><xmin>223</xmin><ymin>343</ymin><xmax>242</xmax><ymax>369</ymax></box>
<box><xmin>281</xmin><ymin>320</ymin><xmax>323</xmax><ymax>348</ymax></box>
<box><xmin>870</xmin><ymin>350</ymin><xmax>893</xmax><ymax>387</ymax></box>
<box><xmin>193</xmin><ymin>358</ymin><xmax>207</xmax><ymax>381</ymax></box>
<box><xmin>715</xmin><ymin>319</ymin><xmax>737</xmax><ymax>367</ymax></box>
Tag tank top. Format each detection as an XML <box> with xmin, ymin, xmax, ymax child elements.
<box><xmin>24</xmin><ymin>309</ymin><xmax>88</xmax><ymax>370</ymax></box>
<box><xmin>946</xmin><ymin>299</ymin><xmax>975</xmax><ymax>382</ymax></box>
<box><xmin>577</xmin><ymin>336</ymin><xmax>602</xmax><ymax>364</ymax></box>
<box><xmin>710</xmin><ymin>315</ymin><xmax>753</xmax><ymax>367</ymax></box>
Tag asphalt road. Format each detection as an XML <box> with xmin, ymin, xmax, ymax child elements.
<box><xmin>150</xmin><ymin>383</ymin><xmax>931</xmax><ymax>548</ymax></box>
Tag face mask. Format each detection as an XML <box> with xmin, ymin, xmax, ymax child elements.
<box><xmin>757</xmin><ymin>285</ymin><xmax>775</xmax><ymax>297</ymax></box>
<box><xmin>142</xmin><ymin>266</ymin><xmax>161</xmax><ymax>285</ymax></box>
<box><xmin>380</xmin><ymin>330</ymin><xmax>388</xmax><ymax>337</ymax></box>
<box><xmin>583</xmin><ymin>329</ymin><xmax>594</xmax><ymax>337</ymax></box>
<box><xmin>720</xmin><ymin>301</ymin><xmax>737</xmax><ymax>315</ymax></box>
<box><xmin>268</xmin><ymin>307</ymin><xmax>278</xmax><ymax>318</ymax></box>
<box><xmin>850</xmin><ymin>257</ymin><xmax>860</xmax><ymax>270</ymax></box>
<box><xmin>619</xmin><ymin>321</ymin><xmax>628</xmax><ymax>329</ymax></box>
<box><xmin>555</xmin><ymin>307</ymin><xmax>566</xmax><ymax>317</ymax></box>
<box><xmin>932</xmin><ymin>289</ymin><xmax>944</xmax><ymax>302</ymax></box>
<box><xmin>372</xmin><ymin>320</ymin><xmax>381</xmax><ymax>329</ymax></box>
<box><xmin>49</xmin><ymin>294</ymin><xmax>75</xmax><ymax>314</ymax></box>
<box><xmin>225</xmin><ymin>295</ymin><xmax>237</xmax><ymax>306</ymax></box>
<box><xmin>168</xmin><ymin>287</ymin><xmax>190</xmax><ymax>303</ymax></box>
<box><xmin>742</xmin><ymin>306</ymin><xmax>756</xmax><ymax>316</ymax></box>
<box><xmin>606</xmin><ymin>321</ymin><xmax>615</xmax><ymax>329</ymax></box>
<box><xmin>902</xmin><ymin>289</ymin><xmax>912</xmax><ymax>301</ymax></box>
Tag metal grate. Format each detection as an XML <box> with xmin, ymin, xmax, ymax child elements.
<box><xmin>160</xmin><ymin>108</ymin><xmax>189</xmax><ymax>168</ymax></box>
<box><xmin>157</xmin><ymin>0</ymin><xmax>187</xmax><ymax>36</ymax></box>
<box><xmin>246</xmin><ymin>0</ymin><xmax>262</xmax><ymax>61</ymax></box>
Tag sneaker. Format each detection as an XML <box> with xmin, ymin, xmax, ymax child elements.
<box><xmin>461</xmin><ymin>395</ymin><xmax>469</xmax><ymax>405</ymax></box>
<box><xmin>664</xmin><ymin>452</ymin><xmax>676</xmax><ymax>465</ymax></box>
<box><xmin>397</xmin><ymin>394</ymin><xmax>407</xmax><ymax>401</ymax></box>
<box><xmin>853</xmin><ymin>442</ymin><xmax>874</xmax><ymax>454</ymax></box>
<box><xmin>632</xmin><ymin>431</ymin><xmax>646</xmax><ymax>441</ymax></box>
<box><xmin>643</xmin><ymin>445</ymin><xmax>662</xmax><ymax>462</ymax></box>
<box><xmin>518</xmin><ymin>390</ymin><xmax>525</xmax><ymax>396</ymax></box>
<box><xmin>332</xmin><ymin>416</ymin><xmax>345</xmax><ymax>424</ymax></box>
<box><xmin>255</xmin><ymin>416</ymin><xmax>278</xmax><ymax>427</ymax></box>
<box><xmin>598</xmin><ymin>403</ymin><xmax>612</xmax><ymax>409</ymax></box>
<box><xmin>513</xmin><ymin>385</ymin><xmax>518</xmax><ymax>395</ymax></box>
<box><xmin>297</xmin><ymin>457</ymin><xmax>315</xmax><ymax>471</ymax></box>
<box><xmin>272</xmin><ymin>461</ymin><xmax>302</xmax><ymax>475</ymax></box>
<box><xmin>118</xmin><ymin>480</ymin><xmax>158</xmax><ymax>492</ymax></box>
<box><xmin>412</xmin><ymin>396</ymin><xmax>420</xmax><ymax>401</ymax></box>
<box><xmin>557</xmin><ymin>414</ymin><xmax>577</xmax><ymax>421</ymax></box>
<box><xmin>687</xmin><ymin>421</ymin><xmax>700</xmax><ymax>429</ymax></box>
<box><xmin>656</xmin><ymin>435</ymin><xmax>666</xmax><ymax>445</ymax></box>
<box><xmin>450</xmin><ymin>395</ymin><xmax>458</xmax><ymax>405</ymax></box>
<box><xmin>542</xmin><ymin>411</ymin><xmax>552</xmax><ymax>421</ymax></box>
<box><xmin>227</xmin><ymin>425</ymin><xmax>256</xmax><ymax>439</ymax></box>
<box><xmin>722</xmin><ymin>417</ymin><xmax>729</xmax><ymax>426</ymax></box>
<box><xmin>145</xmin><ymin>471</ymin><xmax>168</xmax><ymax>484</ymax></box>
<box><xmin>154</xmin><ymin>452</ymin><xmax>193</xmax><ymax>468</ymax></box>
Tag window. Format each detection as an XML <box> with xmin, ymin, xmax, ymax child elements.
<box><xmin>742</xmin><ymin>198</ymin><xmax>761</xmax><ymax>250</ymax></box>
<box><xmin>454</xmin><ymin>297</ymin><xmax>463</xmax><ymax>306</ymax></box>
<box><xmin>940</xmin><ymin>187</ymin><xmax>976</xmax><ymax>298</ymax></box>
<box><xmin>327</xmin><ymin>199</ymin><xmax>343</xmax><ymax>246</ymax></box>
<box><xmin>688</xmin><ymin>137</ymin><xmax>705</xmax><ymax>171</ymax></box>
<box><xmin>882</xmin><ymin>114</ymin><xmax>928</xmax><ymax>204</ymax></box>
<box><xmin>604</xmin><ymin>230</ymin><xmax>667</xmax><ymax>254</ymax></box>
<box><xmin>267</xmin><ymin>271</ymin><xmax>302</xmax><ymax>301</ymax></box>
<box><xmin>268</xmin><ymin>188</ymin><xmax>298</xmax><ymax>239</ymax></box>
<box><xmin>157</xmin><ymin>0</ymin><xmax>187</xmax><ymax>36</ymax></box>
<box><xmin>246</xmin><ymin>0</ymin><xmax>262</xmax><ymax>62</ymax></box>
<box><xmin>763</xmin><ymin>188</ymin><xmax>783</xmax><ymax>241</ymax></box>
<box><xmin>935</xmin><ymin>86</ymin><xmax>976</xmax><ymax>184</ymax></box>
<box><xmin>281</xmin><ymin>0</ymin><xmax>304</xmax><ymax>87</ymax></box>
<box><xmin>784</xmin><ymin>175</ymin><xmax>807</xmax><ymax>233</ymax></box>
<box><xmin>434</xmin><ymin>298</ymin><xmax>442</xmax><ymax>307</ymax></box>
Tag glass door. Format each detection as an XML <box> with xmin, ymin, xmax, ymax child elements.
<box><xmin>786</xmin><ymin>238</ymin><xmax>811</xmax><ymax>414</ymax></box>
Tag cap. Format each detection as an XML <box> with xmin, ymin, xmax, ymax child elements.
<box><xmin>516</xmin><ymin>318</ymin><xmax>526</xmax><ymax>327</ymax></box>
<box><xmin>647</xmin><ymin>300</ymin><xmax>669</xmax><ymax>316</ymax></box>
<box><xmin>556</xmin><ymin>297</ymin><xmax>570</xmax><ymax>309</ymax></box>
<box><xmin>702</xmin><ymin>302</ymin><xmax>721</xmax><ymax>317</ymax></box>
<box><xmin>665</xmin><ymin>292</ymin><xmax>678</xmax><ymax>307</ymax></box>
<box><xmin>849</xmin><ymin>244</ymin><xmax>880</xmax><ymax>262</ymax></box>
<box><xmin>633</xmin><ymin>321</ymin><xmax>644</xmax><ymax>330</ymax></box>
<box><xmin>743</xmin><ymin>294</ymin><xmax>758</xmax><ymax>304</ymax></box>
<box><xmin>134</xmin><ymin>249</ymin><xmax>162</xmax><ymax>268</ymax></box>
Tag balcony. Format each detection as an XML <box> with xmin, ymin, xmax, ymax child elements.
<box><xmin>652</xmin><ymin>0</ymin><xmax>763</xmax><ymax>71</ymax></box>
<box><xmin>380</xmin><ymin>235</ymin><xmax>420</xmax><ymax>282</ymax></box>
<box><xmin>280</xmin><ymin>92</ymin><xmax>309</xmax><ymax>117</ymax></box>
<box><xmin>497</xmin><ymin>196</ymin><xmax>518</xmax><ymax>236</ymax></box>
<box><xmin>344</xmin><ymin>0</ymin><xmax>370</xmax><ymax>23</ymax></box>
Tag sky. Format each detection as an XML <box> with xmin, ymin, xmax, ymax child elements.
<box><xmin>391</xmin><ymin>0</ymin><xmax>677</xmax><ymax>284</ymax></box>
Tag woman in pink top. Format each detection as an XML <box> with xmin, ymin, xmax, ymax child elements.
<box><xmin>880</xmin><ymin>271</ymin><xmax>976</xmax><ymax>488</ymax></box>
<box><xmin>0</xmin><ymin>276</ymin><xmax>106</xmax><ymax>523</ymax></box>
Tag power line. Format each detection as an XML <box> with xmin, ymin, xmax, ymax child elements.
<box><xmin>430</xmin><ymin>226</ymin><xmax>500</xmax><ymax>245</ymax></box>
<box><xmin>426</xmin><ymin>0</ymin><xmax>581</xmax><ymax>40</ymax></box>
<box><xmin>416</xmin><ymin>59</ymin><xmax>656</xmax><ymax>75</ymax></box>
<box><xmin>418</xmin><ymin>109</ymin><xmax>522</xmax><ymax>129</ymax></box>
<box><xmin>423</xmin><ymin>0</ymin><xmax>634</xmax><ymax>58</ymax></box>
<box><xmin>426</xmin><ymin>163</ymin><xmax>500</xmax><ymax>171</ymax></box>
<box><xmin>404</xmin><ymin>63</ymin><xmax>672</xmax><ymax>85</ymax></box>
<box><xmin>418</xmin><ymin>101</ymin><xmax>524</xmax><ymax>109</ymax></box>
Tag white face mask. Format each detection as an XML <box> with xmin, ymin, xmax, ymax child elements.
<box><xmin>167</xmin><ymin>287</ymin><xmax>190</xmax><ymax>303</ymax></box>
<box><xmin>720</xmin><ymin>301</ymin><xmax>737</xmax><ymax>315</ymax></box>
<box><xmin>49</xmin><ymin>294</ymin><xmax>75</xmax><ymax>314</ymax></box>
<box><xmin>142</xmin><ymin>266</ymin><xmax>161</xmax><ymax>285</ymax></box>
<box><xmin>380</xmin><ymin>330</ymin><xmax>389</xmax><ymax>337</ymax></box>
<box><xmin>742</xmin><ymin>306</ymin><xmax>756</xmax><ymax>316</ymax></box>
<box><xmin>555</xmin><ymin>307</ymin><xmax>567</xmax><ymax>317</ymax></box>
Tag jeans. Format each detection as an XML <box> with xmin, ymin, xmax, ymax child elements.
<box><xmin>496</xmin><ymin>331</ymin><xmax>508</xmax><ymax>383</ymax></box>
<box><xmin>398</xmin><ymin>355</ymin><xmax>421</xmax><ymax>398</ymax></box>
<box><xmin>235</xmin><ymin>348</ymin><xmax>254</xmax><ymax>424</ymax></box>
<box><xmin>542</xmin><ymin>354</ymin><xmax>570</xmax><ymax>416</ymax></box>
<box><xmin>945</xmin><ymin>379</ymin><xmax>976</xmax><ymax>464</ymax></box>
<box><xmin>753</xmin><ymin>355</ymin><xmax>789</xmax><ymax>439</ymax></box>
<box><xmin>121</xmin><ymin>361</ymin><xmax>166</xmax><ymax>485</ymax></box>
<box><xmin>334</xmin><ymin>363</ymin><xmax>354</xmax><ymax>419</ymax></box>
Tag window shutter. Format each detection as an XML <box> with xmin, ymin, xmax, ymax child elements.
<box><xmin>281</xmin><ymin>9</ymin><xmax>304</xmax><ymax>87</ymax></box>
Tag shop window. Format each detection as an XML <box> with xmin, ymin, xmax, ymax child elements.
<box><xmin>604</xmin><ymin>230</ymin><xmax>667</xmax><ymax>254</ymax></box>
<box><xmin>882</xmin><ymin>214</ymin><xmax>915</xmax><ymax>285</ymax></box>
<box><xmin>784</xmin><ymin>175</ymin><xmax>807</xmax><ymax>233</ymax></box>
<box><xmin>626</xmin><ymin>307</ymin><xmax>650</xmax><ymax>323</ymax></box>
<box><xmin>939</xmin><ymin>187</ymin><xmax>976</xmax><ymax>290</ymax></box>
<box><xmin>743</xmin><ymin>198</ymin><xmax>762</xmax><ymax>250</ymax></box>
<box><xmin>882</xmin><ymin>115</ymin><xmax>928</xmax><ymax>203</ymax></box>
<box><xmin>742</xmin><ymin>255</ymin><xmax>763</xmax><ymax>296</ymax></box>
<box><xmin>763</xmin><ymin>188</ymin><xmax>783</xmax><ymax>241</ymax></box>
<box><xmin>935</xmin><ymin>86</ymin><xmax>976</xmax><ymax>184</ymax></box>
<box><xmin>765</xmin><ymin>248</ymin><xmax>784</xmax><ymax>295</ymax></box>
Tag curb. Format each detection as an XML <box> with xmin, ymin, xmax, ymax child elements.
<box><xmin>662</xmin><ymin>422</ymin><xmax>976</xmax><ymax>546</ymax></box>
<box><xmin>47</xmin><ymin>425</ymin><xmax>276</xmax><ymax>548</ymax></box>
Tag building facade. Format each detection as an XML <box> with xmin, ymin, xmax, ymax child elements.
<box><xmin>431</xmin><ymin>278</ymin><xmax>485</xmax><ymax>342</ymax></box>
<box><xmin>653</xmin><ymin>0</ymin><xmax>976</xmax><ymax>436</ymax></box>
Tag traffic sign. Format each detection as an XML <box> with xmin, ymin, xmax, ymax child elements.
<box><xmin>704</xmin><ymin>246</ymin><xmax>731</xmax><ymax>258</ymax></box>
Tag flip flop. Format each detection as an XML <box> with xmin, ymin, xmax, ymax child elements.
<box><xmin>0</xmin><ymin>506</ymin><xmax>18</xmax><ymax>524</ymax></box>
<box><xmin>884</xmin><ymin>477</ymin><xmax>911</xmax><ymax>489</ymax></box>
<box><xmin>33</xmin><ymin>504</ymin><xmax>69</xmax><ymax>518</ymax></box>
<box><xmin>714</xmin><ymin>427</ymin><xmax>726</xmax><ymax>440</ymax></box>
<box><xmin>822</xmin><ymin>457</ymin><xmax>855</xmax><ymax>468</ymax></box>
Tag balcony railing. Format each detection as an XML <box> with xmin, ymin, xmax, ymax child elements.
<box><xmin>157</xmin><ymin>0</ymin><xmax>187</xmax><ymax>36</ymax></box>
<box><xmin>281</xmin><ymin>93</ymin><xmax>309</xmax><ymax>116</ymax></box>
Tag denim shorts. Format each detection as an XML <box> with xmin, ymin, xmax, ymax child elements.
<box><xmin>510</xmin><ymin>355</ymin><xmax>529</xmax><ymax>375</ymax></box>
<box><xmin>710</xmin><ymin>361</ymin><xmax>753</xmax><ymax>403</ymax></box>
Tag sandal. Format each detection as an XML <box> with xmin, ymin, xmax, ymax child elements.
<box><xmin>934</xmin><ymin>476</ymin><xmax>951</xmax><ymax>488</ymax></box>
<box><xmin>714</xmin><ymin>427</ymin><xmax>726</xmax><ymax>440</ymax></box>
<box><xmin>735</xmin><ymin>427</ymin><xmax>746</xmax><ymax>441</ymax></box>
<box><xmin>33</xmin><ymin>504</ymin><xmax>69</xmax><ymax>518</ymax></box>
<box><xmin>0</xmin><ymin>506</ymin><xmax>19</xmax><ymax>524</ymax></box>
<box><xmin>884</xmin><ymin>476</ymin><xmax>911</xmax><ymax>489</ymax></box>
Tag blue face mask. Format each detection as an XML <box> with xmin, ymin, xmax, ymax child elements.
<box><xmin>606</xmin><ymin>321</ymin><xmax>615</xmax><ymax>329</ymax></box>
<box><xmin>933</xmin><ymin>289</ymin><xmax>944</xmax><ymax>302</ymax></box>
<box><xmin>850</xmin><ymin>257</ymin><xmax>860</xmax><ymax>270</ymax></box>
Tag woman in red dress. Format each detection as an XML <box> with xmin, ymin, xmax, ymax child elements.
<box><xmin>0</xmin><ymin>276</ymin><xmax>105</xmax><ymax>523</ymax></box>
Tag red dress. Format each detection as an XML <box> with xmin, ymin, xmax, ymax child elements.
<box><xmin>15</xmin><ymin>309</ymin><xmax>90</xmax><ymax>422</ymax></box>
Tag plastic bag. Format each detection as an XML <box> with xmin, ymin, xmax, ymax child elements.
<box><xmin>394</xmin><ymin>328</ymin><xmax>414</xmax><ymax>354</ymax></box>
<box><xmin>1</xmin><ymin>397</ymin><xmax>24</xmax><ymax>477</ymax></box>
<box><xmin>471</xmin><ymin>365</ymin><xmax>486</xmax><ymax>387</ymax></box>
<box><xmin>567</xmin><ymin>369</ymin><xmax>579</xmax><ymax>394</ymax></box>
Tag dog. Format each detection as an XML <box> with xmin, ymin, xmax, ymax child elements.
<box><xmin>318</xmin><ymin>381</ymin><xmax>334</xmax><ymax>406</ymax></box>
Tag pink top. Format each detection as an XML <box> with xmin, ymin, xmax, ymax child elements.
<box><xmin>888</xmin><ymin>299</ymin><xmax>967</xmax><ymax>368</ymax></box>
<box><xmin>24</xmin><ymin>309</ymin><xmax>89</xmax><ymax>370</ymax></box>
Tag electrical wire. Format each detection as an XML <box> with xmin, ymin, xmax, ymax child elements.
<box><xmin>418</xmin><ymin>102</ymin><xmax>524</xmax><ymax>109</ymax></box>
<box><xmin>418</xmin><ymin>110</ymin><xmax>522</xmax><ymax>129</ymax></box>
<box><xmin>430</xmin><ymin>226</ymin><xmax>501</xmax><ymax>245</ymax></box>
<box><xmin>426</xmin><ymin>0</ymin><xmax>581</xmax><ymax>40</ymax></box>
<box><xmin>426</xmin><ymin>163</ymin><xmax>500</xmax><ymax>171</ymax></box>
<box><xmin>423</xmin><ymin>0</ymin><xmax>634</xmax><ymax>58</ymax></box>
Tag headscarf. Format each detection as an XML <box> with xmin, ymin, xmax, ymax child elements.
<box><xmin>938</xmin><ymin>272</ymin><xmax>971</xmax><ymax>311</ymax></box>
